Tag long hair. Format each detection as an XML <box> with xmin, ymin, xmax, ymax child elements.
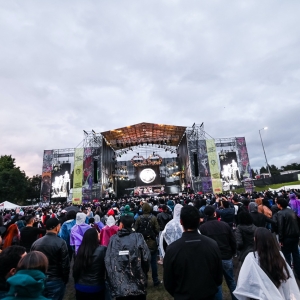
<box><xmin>17</xmin><ymin>251</ymin><xmax>48</xmax><ymax>273</ymax></box>
<box><xmin>73</xmin><ymin>228</ymin><xmax>99</xmax><ymax>281</ymax></box>
<box><xmin>3</xmin><ymin>224</ymin><xmax>19</xmax><ymax>249</ymax></box>
<box><xmin>254</xmin><ymin>228</ymin><xmax>290</xmax><ymax>288</ymax></box>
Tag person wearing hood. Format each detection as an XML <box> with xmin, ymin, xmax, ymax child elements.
<box><xmin>3</xmin><ymin>251</ymin><xmax>49</xmax><ymax>300</ymax></box>
<box><xmin>248</xmin><ymin>202</ymin><xmax>274</xmax><ymax>228</ymax></box>
<box><xmin>167</xmin><ymin>200</ymin><xmax>175</xmax><ymax>212</ymax></box>
<box><xmin>70</xmin><ymin>213</ymin><xmax>91</xmax><ymax>254</ymax></box>
<box><xmin>105</xmin><ymin>215</ymin><xmax>150</xmax><ymax>299</ymax></box>
<box><xmin>288</xmin><ymin>193</ymin><xmax>300</xmax><ymax>230</ymax></box>
<box><xmin>93</xmin><ymin>215</ymin><xmax>105</xmax><ymax>233</ymax></box>
<box><xmin>235</xmin><ymin>211</ymin><xmax>257</xmax><ymax>263</ymax></box>
<box><xmin>99</xmin><ymin>216</ymin><xmax>118</xmax><ymax>247</ymax></box>
<box><xmin>159</xmin><ymin>204</ymin><xmax>183</xmax><ymax>258</ymax></box>
<box><xmin>121</xmin><ymin>205</ymin><xmax>134</xmax><ymax>218</ymax></box>
<box><xmin>135</xmin><ymin>202</ymin><xmax>161</xmax><ymax>286</ymax></box>
<box><xmin>58</xmin><ymin>210</ymin><xmax>76</xmax><ymax>260</ymax></box>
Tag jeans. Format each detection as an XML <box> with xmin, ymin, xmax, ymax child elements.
<box><xmin>44</xmin><ymin>279</ymin><xmax>66</xmax><ymax>300</ymax></box>
<box><xmin>150</xmin><ymin>250</ymin><xmax>159</xmax><ymax>283</ymax></box>
<box><xmin>214</xmin><ymin>259</ymin><xmax>237</xmax><ymax>300</ymax></box>
<box><xmin>282</xmin><ymin>237</ymin><xmax>300</xmax><ymax>279</ymax></box>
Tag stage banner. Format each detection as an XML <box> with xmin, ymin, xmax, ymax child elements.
<box><xmin>235</xmin><ymin>137</ymin><xmax>251</xmax><ymax>179</ymax></box>
<box><xmin>41</xmin><ymin>150</ymin><xmax>53</xmax><ymax>202</ymax></box>
<box><xmin>82</xmin><ymin>148</ymin><xmax>93</xmax><ymax>202</ymax></box>
<box><xmin>206</xmin><ymin>139</ymin><xmax>223</xmax><ymax>194</ymax></box>
<box><xmin>73</xmin><ymin>148</ymin><xmax>84</xmax><ymax>205</ymax></box>
<box><xmin>196</xmin><ymin>140</ymin><xmax>212</xmax><ymax>193</ymax></box>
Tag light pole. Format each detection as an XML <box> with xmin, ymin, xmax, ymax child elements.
<box><xmin>259</xmin><ymin>127</ymin><xmax>271</xmax><ymax>177</ymax></box>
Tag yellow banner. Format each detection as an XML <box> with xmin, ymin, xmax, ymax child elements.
<box><xmin>206</xmin><ymin>139</ymin><xmax>223</xmax><ymax>194</ymax></box>
<box><xmin>73</xmin><ymin>148</ymin><xmax>84</xmax><ymax>204</ymax></box>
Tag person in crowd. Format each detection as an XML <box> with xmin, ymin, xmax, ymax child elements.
<box><xmin>3</xmin><ymin>251</ymin><xmax>49</xmax><ymax>300</ymax></box>
<box><xmin>156</xmin><ymin>204</ymin><xmax>172</xmax><ymax>265</ymax></box>
<box><xmin>31</xmin><ymin>218</ymin><xmax>70</xmax><ymax>300</ymax></box>
<box><xmin>135</xmin><ymin>202</ymin><xmax>161</xmax><ymax>286</ymax></box>
<box><xmin>216</xmin><ymin>200</ymin><xmax>235</xmax><ymax>228</ymax></box>
<box><xmin>276</xmin><ymin>198</ymin><xmax>300</xmax><ymax>279</ymax></box>
<box><xmin>235</xmin><ymin>211</ymin><xmax>257</xmax><ymax>264</ymax></box>
<box><xmin>288</xmin><ymin>193</ymin><xmax>300</xmax><ymax>230</ymax></box>
<box><xmin>0</xmin><ymin>246</ymin><xmax>26</xmax><ymax>299</ymax></box>
<box><xmin>248</xmin><ymin>202</ymin><xmax>274</xmax><ymax>228</ymax></box>
<box><xmin>200</xmin><ymin>206</ymin><xmax>237</xmax><ymax>300</ymax></box>
<box><xmin>70</xmin><ymin>213</ymin><xmax>91</xmax><ymax>254</ymax></box>
<box><xmin>159</xmin><ymin>204</ymin><xmax>183</xmax><ymax>258</ymax></box>
<box><xmin>73</xmin><ymin>228</ymin><xmax>106</xmax><ymax>300</ymax></box>
<box><xmin>255</xmin><ymin>197</ymin><xmax>272</xmax><ymax>218</ymax></box>
<box><xmin>99</xmin><ymin>215</ymin><xmax>119</xmax><ymax>247</ymax></box>
<box><xmin>58</xmin><ymin>210</ymin><xmax>76</xmax><ymax>260</ymax></box>
<box><xmin>105</xmin><ymin>214</ymin><xmax>150</xmax><ymax>300</ymax></box>
<box><xmin>2</xmin><ymin>224</ymin><xmax>19</xmax><ymax>250</ymax></box>
<box><xmin>20</xmin><ymin>215</ymin><xmax>46</xmax><ymax>253</ymax></box>
<box><xmin>121</xmin><ymin>205</ymin><xmax>134</xmax><ymax>218</ymax></box>
<box><xmin>163</xmin><ymin>205</ymin><xmax>223</xmax><ymax>300</ymax></box>
<box><xmin>234</xmin><ymin>227</ymin><xmax>300</xmax><ymax>299</ymax></box>
<box><xmin>93</xmin><ymin>214</ymin><xmax>105</xmax><ymax>231</ymax></box>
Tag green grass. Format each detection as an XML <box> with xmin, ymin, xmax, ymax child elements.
<box><xmin>233</xmin><ymin>180</ymin><xmax>300</xmax><ymax>194</ymax></box>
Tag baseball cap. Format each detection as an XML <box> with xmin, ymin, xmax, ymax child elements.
<box><xmin>46</xmin><ymin>218</ymin><xmax>60</xmax><ymax>230</ymax></box>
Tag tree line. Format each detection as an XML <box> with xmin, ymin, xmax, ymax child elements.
<box><xmin>251</xmin><ymin>162</ymin><xmax>300</xmax><ymax>178</ymax></box>
<box><xmin>0</xmin><ymin>155</ymin><xmax>41</xmax><ymax>205</ymax></box>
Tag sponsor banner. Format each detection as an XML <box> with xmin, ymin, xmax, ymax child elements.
<box><xmin>235</xmin><ymin>137</ymin><xmax>251</xmax><ymax>179</ymax></box>
<box><xmin>206</xmin><ymin>139</ymin><xmax>223</xmax><ymax>193</ymax></box>
<box><xmin>73</xmin><ymin>148</ymin><xmax>84</xmax><ymax>204</ymax></box>
<box><xmin>72</xmin><ymin>188</ymin><xmax>82</xmax><ymax>205</ymax></box>
<box><xmin>215</xmin><ymin>142</ymin><xmax>235</xmax><ymax>147</ymax></box>
<box><xmin>41</xmin><ymin>150</ymin><xmax>53</xmax><ymax>201</ymax></box>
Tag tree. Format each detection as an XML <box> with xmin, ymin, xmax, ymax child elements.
<box><xmin>269</xmin><ymin>164</ymin><xmax>280</xmax><ymax>176</ymax></box>
<box><xmin>0</xmin><ymin>155</ymin><xmax>28</xmax><ymax>204</ymax></box>
<box><xmin>26</xmin><ymin>175</ymin><xmax>42</xmax><ymax>201</ymax></box>
<box><xmin>260</xmin><ymin>166</ymin><xmax>267</xmax><ymax>174</ymax></box>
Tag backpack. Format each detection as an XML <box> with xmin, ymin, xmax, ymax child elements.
<box><xmin>137</xmin><ymin>215</ymin><xmax>156</xmax><ymax>240</ymax></box>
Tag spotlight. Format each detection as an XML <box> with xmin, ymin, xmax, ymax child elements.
<box><xmin>92</xmin><ymin>129</ymin><xmax>96</xmax><ymax>134</ymax></box>
<box><xmin>83</xmin><ymin>130</ymin><xmax>88</xmax><ymax>135</ymax></box>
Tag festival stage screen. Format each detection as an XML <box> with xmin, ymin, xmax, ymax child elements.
<box><xmin>51</xmin><ymin>163</ymin><xmax>71</xmax><ymax>198</ymax></box>
<box><xmin>219</xmin><ymin>152</ymin><xmax>241</xmax><ymax>186</ymax></box>
<box><xmin>136</xmin><ymin>166</ymin><xmax>160</xmax><ymax>187</ymax></box>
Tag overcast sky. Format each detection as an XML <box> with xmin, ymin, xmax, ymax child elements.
<box><xmin>0</xmin><ymin>0</ymin><xmax>299</xmax><ymax>177</ymax></box>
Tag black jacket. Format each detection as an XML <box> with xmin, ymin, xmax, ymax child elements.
<box><xmin>277</xmin><ymin>208</ymin><xmax>300</xmax><ymax>242</ymax></box>
<box><xmin>31</xmin><ymin>232</ymin><xmax>70</xmax><ymax>284</ymax></box>
<box><xmin>235</xmin><ymin>224</ymin><xmax>256</xmax><ymax>262</ymax></box>
<box><xmin>249</xmin><ymin>212</ymin><xmax>274</xmax><ymax>228</ymax></box>
<box><xmin>157</xmin><ymin>212</ymin><xmax>172</xmax><ymax>231</ymax></box>
<box><xmin>200</xmin><ymin>218</ymin><xmax>236</xmax><ymax>260</ymax></box>
<box><xmin>74</xmin><ymin>246</ymin><xmax>106</xmax><ymax>286</ymax></box>
<box><xmin>105</xmin><ymin>228</ymin><xmax>150</xmax><ymax>298</ymax></box>
<box><xmin>216</xmin><ymin>208</ymin><xmax>235</xmax><ymax>227</ymax></box>
<box><xmin>163</xmin><ymin>231</ymin><xmax>223</xmax><ymax>300</ymax></box>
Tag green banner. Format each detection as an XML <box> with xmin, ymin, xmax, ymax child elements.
<box><xmin>73</xmin><ymin>148</ymin><xmax>84</xmax><ymax>204</ymax></box>
<box><xmin>206</xmin><ymin>139</ymin><xmax>223</xmax><ymax>194</ymax></box>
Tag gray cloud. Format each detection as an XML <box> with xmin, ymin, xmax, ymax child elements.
<box><xmin>0</xmin><ymin>0</ymin><xmax>299</xmax><ymax>176</ymax></box>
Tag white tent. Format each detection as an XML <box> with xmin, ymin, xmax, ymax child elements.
<box><xmin>268</xmin><ymin>185</ymin><xmax>300</xmax><ymax>192</ymax></box>
<box><xmin>0</xmin><ymin>201</ymin><xmax>19</xmax><ymax>210</ymax></box>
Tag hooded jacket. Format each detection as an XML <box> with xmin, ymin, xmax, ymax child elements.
<box><xmin>3</xmin><ymin>270</ymin><xmax>49</xmax><ymax>300</ymax></box>
<box><xmin>105</xmin><ymin>228</ymin><xmax>150</xmax><ymax>298</ymax></box>
<box><xmin>134</xmin><ymin>203</ymin><xmax>160</xmax><ymax>251</ymax></box>
<box><xmin>235</xmin><ymin>224</ymin><xmax>257</xmax><ymax>262</ymax></box>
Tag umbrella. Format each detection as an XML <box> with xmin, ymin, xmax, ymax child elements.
<box><xmin>64</xmin><ymin>205</ymin><xmax>80</xmax><ymax>213</ymax></box>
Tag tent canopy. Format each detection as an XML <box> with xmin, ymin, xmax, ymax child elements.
<box><xmin>0</xmin><ymin>201</ymin><xmax>19</xmax><ymax>210</ymax></box>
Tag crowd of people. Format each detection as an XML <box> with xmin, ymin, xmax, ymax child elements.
<box><xmin>1</xmin><ymin>189</ymin><xmax>300</xmax><ymax>300</ymax></box>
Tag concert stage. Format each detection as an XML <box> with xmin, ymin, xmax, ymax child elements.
<box><xmin>40</xmin><ymin>122</ymin><xmax>252</xmax><ymax>204</ymax></box>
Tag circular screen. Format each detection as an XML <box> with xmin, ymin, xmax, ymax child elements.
<box><xmin>140</xmin><ymin>168</ymin><xmax>156</xmax><ymax>184</ymax></box>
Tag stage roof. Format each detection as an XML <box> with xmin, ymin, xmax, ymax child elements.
<box><xmin>101</xmin><ymin>122</ymin><xmax>187</xmax><ymax>150</ymax></box>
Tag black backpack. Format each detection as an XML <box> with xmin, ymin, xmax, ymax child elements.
<box><xmin>137</xmin><ymin>215</ymin><xmax>156</xmax><ymax>240</ymax></box>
